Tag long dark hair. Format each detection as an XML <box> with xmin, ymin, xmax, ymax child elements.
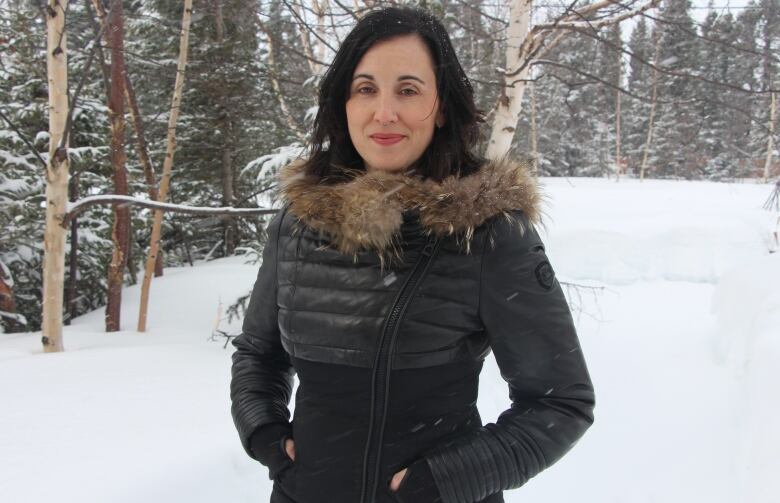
<box><xmin>302</xmin><ymin>6</ymin><xmax>486</xmax><ymax>182</ymax></box>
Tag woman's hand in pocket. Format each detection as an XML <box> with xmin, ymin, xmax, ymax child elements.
<box><xmin>284</xmin><ymin>438</ymin><xmax>296</xmax><ymax>462</ymax></box>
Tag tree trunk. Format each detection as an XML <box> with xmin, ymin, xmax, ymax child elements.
<box><xmin>105</xmin><ymin>0</ymin><xmax>129</xmax><ymax>333</ymax></box>
<box><xmin>89</xmin><ymin>0</ymin><xmax>162</xmax><ymax>277</ymax></box>
<box><xmin>312</xmin><ymin>0</ymin><xmax>328</xmax><ymax>73</ymax></box>
<box><xmin>640</xmin><ymin>24</ymin><xmax>662</xmax><ymax>182</ymax></box>
<box><xmin>0</xmin><ymin>261</ymin><xmax>19</xmax><ymax>332</ymax></box>
<box><xmin>138</xmin><ymin>0</ymin><xmax>193</xmax><ymax>332</ymax></box>
<box><xmin>65</xmin><ymin>172</ymin><xmax>79</xmax><ymax>325</ymax></box>
<box><xmin>221</xmin><ymin>135</ymin><xmax>237</xmax><ymax>255</ymax></box>
<box><xmin>256</xmin><ymin>16</ymin><xmax>307</xmax><ymax>141</ymax></box>
<box><xmin>485</xmin><ymin>0</ymin><xmax>532</xmax><ymax>160</ymax></box>
<box><xmin>41</xmin><ymin>0</ymin><xmax>70</xmax><ymax>352</ymax></box>
<box><xmin>215</xmin><ymin>4</ymin><xmax>237</xmax><ymax>255</ymax></box>
<box><xmin>124</xmin><ymin>72</ymin><xmax>163</xmax><ymax>276</ymax></box>
<box><xmin>296</xmin><ymin>5</ymin><xmax>316</xmax><ymax>72</ymax></box>
<box><xmin>615</xmin><ymin>33</ymin><xmax>622</xmax><ymax>182</ymax></box>
<box><xmin>764</xmin><ymin>87</ymin><xmax>776</xmax><ymax>182</ymax></box>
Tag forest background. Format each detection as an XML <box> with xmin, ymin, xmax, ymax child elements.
<box><xmin>0</xmin><ymin>0</ymin><xmax>778</xmax><ymax>336</ymax></box>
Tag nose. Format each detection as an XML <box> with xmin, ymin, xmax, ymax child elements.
<box><xmin>373</xmin><ymin>93</ymin><xmax>398</xmax><ymax>125</ymax></box>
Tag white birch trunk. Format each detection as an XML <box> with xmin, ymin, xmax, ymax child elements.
<box><xmin>485</xmin><ymin>0</ymin><xmax>533</xmax><ymax>160</ymax></box>
<box><xmin>294</xmin><ymin>0</ymin><xmax>319</xmax><ymax>75</ymax></box>
<box><xmin>137</xmin><ymin>0</ymin><xmax>193</xmax><ymax>332</ymax></box>
<box><xmin>41</xmin><ymin>0</ymin><xmax>70</xmax><ymax>352</ymax></box>
<box><xmin>313</xmin><ymin>0</ymin><xmax>328</xmax><ymax>73</ymax></box>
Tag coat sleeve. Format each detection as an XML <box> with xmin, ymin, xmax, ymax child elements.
<box><xmin>229</xmin><ymin>206</ymin><xmax>295</xmax><ymax>478</ymax></box>
<box><xmin>417</xmin><ymin>210</ymin><xmax>596</xmax><ymax>503</ymax></box>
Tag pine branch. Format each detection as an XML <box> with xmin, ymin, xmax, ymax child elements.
<box><xmin>0</xmin><ymin>108</ymin><xmax>47</xmax><ymax>168</ymax></box>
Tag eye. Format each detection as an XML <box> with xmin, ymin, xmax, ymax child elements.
<box><xmin>400</xmin><ymin>88</ymin><xmax>418</xmax><ymax>96</ymax></box>
<box><xmin>355</xmin><ymin>86</ymin><xmax>374</xmax><ymax>94</ymax></box>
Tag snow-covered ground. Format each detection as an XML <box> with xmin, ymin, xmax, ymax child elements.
<box><xmin>1</xmin><ymin>177</ymin><xmax>777</xmax><ymax>503</ymax></box>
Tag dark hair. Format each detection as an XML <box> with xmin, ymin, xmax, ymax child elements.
<box><xmin>302</xmin><ymin>6</ymin><xmax>486</xmax><ymax>182</ymax></box>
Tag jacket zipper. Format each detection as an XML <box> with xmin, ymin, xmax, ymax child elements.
<box><xmin>359</xmin><ymin>234</ymin><xmax>443</xmax><ymax>503</ymax></box>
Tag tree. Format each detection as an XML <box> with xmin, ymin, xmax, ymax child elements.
<box><xmin>646</xmin><ymin>0</ymin><xmax>700</xmax><ymax>178</ymax></box>
<box><xmin>105</xmin><ymin>0</ymin><xmax>130</xmax><ymax>332</ymax></box>
<box><xmin>625</xmin><ymin>15</ymin><xmax>655</xmax><ymax>177</ymax></box>
<box><xmin>41</xmin><ymin>0</ymin><xmax>71</xmax><ymax>352</ymax></box>
<box><xmin>137</xmin><ymin>0</ymin><xmax>193</xmax><ymax>333</ymax></box>
<box><xmin>485</xmin><ymin>0</ymin><xmax>661</xmax><ymax>160</ymax></box>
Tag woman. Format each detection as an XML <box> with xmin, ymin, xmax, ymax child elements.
<box><xmin>230</xmin><ymin>6</ymin><xmax>595</xmax><ymax>503</ymax></box>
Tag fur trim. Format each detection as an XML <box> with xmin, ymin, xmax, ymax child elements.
<box><xmin>278</xmin><ymin>155</ymin><xmax>542</xmax><ymax>260</ymax></box>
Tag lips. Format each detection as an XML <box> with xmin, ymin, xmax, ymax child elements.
<box><xmin>370</xmin><ymin>134</ymin><xmax>405</xmax><ymax>146</ymax></box>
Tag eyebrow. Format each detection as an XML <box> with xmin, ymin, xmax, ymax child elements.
<box><xmin>352</xmin><ymin>73</ymin><xmax>426</xmax><ymax>85</ymax></box>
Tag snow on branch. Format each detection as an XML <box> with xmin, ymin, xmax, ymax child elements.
<box><xmin>533</xmin><ymin>0</ymin><xmax>661</xmax><ymax>34</ymax></box>
<box><xmin>61</xmin><ymin>195</ymin><xmax>278</xmax><ymax>228</ymax></box>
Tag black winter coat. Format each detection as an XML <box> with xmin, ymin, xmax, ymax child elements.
<box><xmin>230</xmin><ymin>157</ymin><xmax>596</xmax><ymax>503</ymax></box>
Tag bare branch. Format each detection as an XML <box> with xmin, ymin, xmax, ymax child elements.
<box><xmin>564</xmin><ymin>5</ymin><xmax>780</xmax><ymax>96</ymax></box>
<box><xmin>280</xmin><ymin>0</ymin><xmax>338</xmax><ymax>54</ymax></box>
<box><xmin>61</xmin><ymin>195</ymin><xmax>278</xmax><ymax>228</ymax></box>
<box><xmin>535</xmin><ymin>59</ymin><xmax>775</xmax><ymax>135</ymax></box>
<box><xmin>639</xmin><ymin>3</ymin><xmax>780</xmax><ymax>67</ymax></box>
<box><xmin>534</xmin><ymin>0</ymin><xmax>661</xmax><ymax>32</ymax></box>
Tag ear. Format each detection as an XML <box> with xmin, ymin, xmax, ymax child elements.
<box><xmin>436</xmin><ymin>108</ymin><xmax>445</xmax><ymax>128</ymax></box>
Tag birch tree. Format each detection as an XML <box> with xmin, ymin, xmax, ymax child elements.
<box><xmin>41</xmin><ymin>0</ymin><xmax>70</xmax><ymax>352</ymax></box>
<box><xmin>486</xmin><ymin>0</ymin><xmax>662</xmax><ymax>161</ymax></box>
<box><xmin>137</xmin><ymin>0</ymin><xmax>193</xmax><ymax>333</ymax></box>
<box><xmin>485</xmin><ymin>0</ymin><xmax>533</xmax><ymax>159</ymax></box>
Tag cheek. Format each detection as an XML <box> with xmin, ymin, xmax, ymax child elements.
<box><xmin>345</xmin><ymin>102</ymin><xmax>357</xmax><ymax>126</ymax></box>
<box><xmin>345</xmin><ymin>104</ymin><xmax>362</xmax><ymax>139</ymax></box>
<box><xmin>346</xmin><ymin>100</ymin><xmax>367</xmax><ymax>121</ymax></box>
<box><xmin>407</xmin><ymin>98</ymin><xmax>438</xmax><ymax>128</ymax></box>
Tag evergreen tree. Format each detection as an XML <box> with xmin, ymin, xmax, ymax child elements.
<box><xmin>0</xmin><ymin>1</ymin><xmax>115</xmax><ymax>331</ymax></box>
<box><xmin>651</xmin><ymin>0</ymin><xmax>702</xmax><ymax>179</ymax></box>
<box><xmin>534</xmin><ymin>17</ymin><xmax>605</xmax><ymax>176</ymax></box>
<box><xmin>624</xmin><ymin>15</ymin><xmax>656</xmax><ymax>176</ymax></box>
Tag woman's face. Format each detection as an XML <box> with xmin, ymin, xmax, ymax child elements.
<box><xmin>346</xmin><ymin>34</ymin><xmax>445</xmax><ymax>174</ymax></box>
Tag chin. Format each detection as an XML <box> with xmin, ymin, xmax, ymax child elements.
<box><xmin>365</xmin><ymin>159</ymin><xmax>408</xmax><ymax>174</ymax></box>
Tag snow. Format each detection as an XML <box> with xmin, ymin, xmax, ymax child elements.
<box><xmin>34</xmin><ymin>131</ymin><xmax>49</xmax><ymax>144</ymax></box>
<box><xmin>1</xmin><ymin>177</ymin><xmax>777</xmax><ymax>502</ymax></box>
<box><xmin>0</xmin><ymin>177</ymin><xmax>34</xmax><ymax>195</ymax></box>
<box><xmin>0</xmin><ymin>150</ymin><xmax>38</xmax><ymax>171</ymax></box>
<box><xmin>241</xmin><ymin>144</ymin><xmax>306</xmax><ymax>182</ymax></box>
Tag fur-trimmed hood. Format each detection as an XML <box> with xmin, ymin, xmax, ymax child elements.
<box><xmin>277</xmin><ymin>155</ymin><xmax>543</xmax><ymax>259</ymax></box>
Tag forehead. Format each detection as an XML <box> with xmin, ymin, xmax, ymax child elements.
<box><xmin>353</xmin><ymin>35</ymin><xmax>436</xmax><ymax>78</ymax></box>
